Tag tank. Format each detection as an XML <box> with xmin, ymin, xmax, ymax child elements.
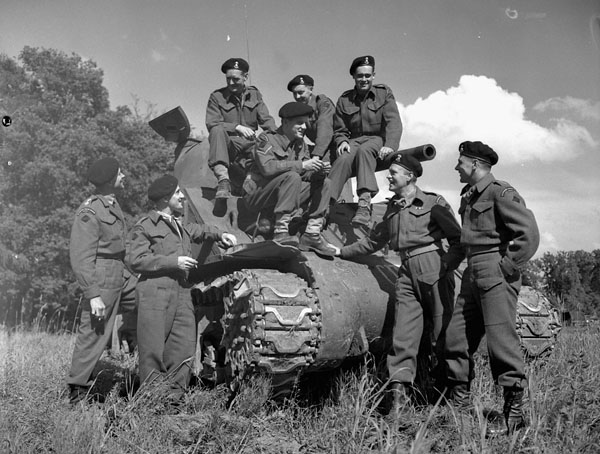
<box><xmin>149</xmin><ymin>107</ymin><xmax>561</xmax><ymax>398</ymax></box>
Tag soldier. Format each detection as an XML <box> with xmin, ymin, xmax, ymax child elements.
<box><xmin>206</xmin><ymin>57</ymin><xmax>276</xmax><ymax>199</ymax></box>
<box><xmin>67</xmin><ymin>157</ymin><xmax>127</xmax><ymax>404</ymax></box>
<box><xmin>287</xmin><ymin>74</ymin><xmax>335</xmax><ymax>160</ymax></box>
<box><xmin>333</xmin><ymin>154</ymin><xmax>463</xmax><ymax>410</ymax></box>
<box><xmin>243</xmin><ymin>101</ymin><xmax>335</xmax><ymax>256</ymax></box>
<box><xmin>328</xmin><ymin>55</ymin><xmax>403</xmax><ymax>226</ymax></box>
<box><xmin>128</xmin><ymin>175</ymin><xmax>237</xmax><ymax>401</ymax></box>
<box><xmin>444</xmin><ymin>141</ymin><xmax>540</xmax><ymax>435</ymax></box>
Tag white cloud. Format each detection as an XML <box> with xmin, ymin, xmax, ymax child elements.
<box><xmin>151</xmin><ymin>49</ymin><xmax>166</xmax><ymax>63</ymax></box>
<box><xmin>396</xmin><ymin>75</ymin><xmax>597</xmax><ymax>164</ymax></box>
<box><xmin>160</xmin><ymin>28</ymin><xmax>168</xmax><ymax>42</ymax></box>
<box><xmin>533</xmin><ymin>96</ymin><xmax>600</xmax><ymax>121</ymax></box>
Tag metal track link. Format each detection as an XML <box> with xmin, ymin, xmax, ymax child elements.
<box><xmin>217</xmin><ymin>269</ymin><xmax>321</xmax><ymax>399</ymax></box>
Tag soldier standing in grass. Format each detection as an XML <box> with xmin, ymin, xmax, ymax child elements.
<box><xmin>327</xmin><ymin>55</ymin><xmax>403</xmax><ymax>226</ymax></box>
<box><xmin>68</xmin><ymin>157</ymin><xmax>127</xmax><ymax>404</ymax></box>
<box><xmin>128</xmin><ymin>175</ymin><xmax>236</xmax><ymax>402</ymax></box>
<box><xmin>286</xmin><ymin>74</ymin><xmax>335</xmax><ymax>161</ymax></box>
<box><xmin>444</xmin><ymin>141</ymin><xmax>539</xmax><ymax>435</ymax></box>
<box><xmin>333</xmin><ymin>154</ymin><xmax>463</xmax><ymax>411</ymax></box>
<box><xmin>206</xmin><ymin>58</ymin><xmax>276</xmax><ymax>199</ymax></box>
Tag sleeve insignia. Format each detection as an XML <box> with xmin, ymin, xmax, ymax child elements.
<box><xmin>513</xmin><ymin>196</ymin><xmax>522</xmax><ymax>204</ymax></box>
<box><xmin>257</xmin><ymin>145</ymin><xmax>272</xmax><ymax>156</ymax></box>
<box><xmin>500</xmin><ymin>187</ymin><xmax>515</xmax><ymax>197</ymax></box>
<box><xmin>80</xmin><ymin>215</ymin><xmax>90</xmax><ymax>223</ymax></box>
<box><xmin>77</xmin><ymin>207</ymin><xmax>96</xmax><ymax>216</ymax></box>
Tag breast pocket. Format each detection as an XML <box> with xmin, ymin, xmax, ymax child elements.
<box><xmin>100</xmin><ymin>214</ymin><xmax>122</xmax><ymax>242</ymax></box>
<box><xmin>366</xmin><ymin>102</ymin><xmax>383</xmax><ymax>130</ymax></box>
<box><xmin>469</xmin><ymin>201</ymin><xmax>494</xmax><ymax>231</ymax></box>
<box><xmin>408</xmin><ymin>209</ymin><xmax>430</xmax><ymax>232</ymax></box>
<box><xmin>339</xmin><ymin>104</ymin><xmax>360</xmax><ymax>128</ymax></box>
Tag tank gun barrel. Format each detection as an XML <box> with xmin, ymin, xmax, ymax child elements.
<box><xmin>378</xmin><ymin>144</ymin><xmax>436</xmax><ymax>171</ymax></box>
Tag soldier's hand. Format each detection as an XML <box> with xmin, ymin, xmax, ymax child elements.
<box><xmin>302</xmin><ymin>156</ymin><xmax>325</xmax><ymax>172</ymax></box>
<box><xmin>177</xmin><ymin>256</ymin><xmax>199</xmax><ymax>270</ymax></box>
<box><xmin>235</xmin><ymin>125</ymin><xmax>256</xmax><ymax>139</ymax></box>
<box><xmin>378</xmin><ymin>146</ymin><xmax>394</xmax><ymax>160</ymax></box>
<box><xmin>321</xmin><ymin>161</ymin><xmax>332</xmax><ymax>173</ymax></box>
<box><xmin>89</xmin><ymin>297</ymin><xmax>106</xmax><ymax>318</ymax></box>
<box><xmin>219</xmin><ymin>233</ymin><xmax>237</xmax><ymax>248</ymax></box>
<box><xmin>337</xmin><ymin>142</ymin><xmax>350</xmax><ymax>156</ymax></box>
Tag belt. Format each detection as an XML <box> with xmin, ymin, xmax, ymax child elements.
<box><xmin>398</xmin><ymin>242</ymin><xmax>441</xmax><ymax>261</ymax></box>
<box><xmin>465</xmin><ymin>244</ymin><xmax>507</xmax><ymax>258</ymax></box>
<box><xmin>97</xmin><ymin>251</ymin><xmax>125</xmax><ymax>261</ymax></box>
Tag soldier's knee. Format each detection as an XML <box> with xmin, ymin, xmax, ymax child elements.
<box><xmin>208</xmin><ymin>124</ymin><xmax>227</xmax><ymax>138</ymax></box>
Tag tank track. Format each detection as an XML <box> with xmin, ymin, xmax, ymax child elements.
<box><xmin>516</xmin><ymin>286</ymin><xmax>562</xmax><ymax>358</ymax></box>
<box><xmin>195</xmin><ymin>269</ymin><xmax>321</xmax><ymax>399</ymax></box>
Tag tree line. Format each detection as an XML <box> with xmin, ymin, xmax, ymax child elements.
<box><xmin>1</xmin><ymin>47</ymin><xmax>598</xmax><ymax>329</ymax></box>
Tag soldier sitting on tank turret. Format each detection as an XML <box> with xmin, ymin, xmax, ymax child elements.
<box><xmin>327</xmin><ymin>55</ymin><xmax>403</xmax><ymax>226</ymax></box>
<box><xmin>286</xmin><ymin>74</ymin><xmax>335</xmax><ymax>161</ymax></box>
<box><xmin>333</xmin><ymin>154</ymin><xmax>463</xmax><ymax>412</ymax></box>
<box><xmin>243</xmin><ymin>101</ymin><xmax>336</xmax><ymax>256</ymax></box>
<box><xmin>206</xmin><ymin>58</ymin><xmax>277</xmax><ymax>200</ymax></box>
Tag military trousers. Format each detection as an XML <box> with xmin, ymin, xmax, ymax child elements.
<box><xmin>328</xmin><ymin>136</ymin><xmax>383</xmax><ymax>201</ymax></box>
<box><xmin>208</xmin><ymin>125</ymin><xmax>254</xmax><ymax>169</ymax></box>
<box><xmin>388</xmin><ymin>249</ymin><xmax>455</xmax><ymax>384</ymax></box>
<box><xmin>67</xmin><ymin>258</ymin><xmax>124</xmax><ymax>387</ymax></box>
<box><xmin>244</xmin><ymin>171</ymin><xmax>331</xmax><ymax>219</ymax></box>
<box><xmin>444</xmin><ymin>251</ymin><xmax>527</xmax><ymax>388</ymax></box>
<box><xmin>136</xmin><ymin>276</ymin><xmax>196</xmax><ymax>393</ymax></box>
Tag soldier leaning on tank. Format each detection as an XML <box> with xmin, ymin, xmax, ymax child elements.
<box><xmin>332</xmin><ymin>154</ymin><xmax>463</xmax><ymax>411</ymax></box>
<box><xmin>443</xmin><ymin>141</ymin><xmax>540</xmax><ymax>436</ymax></box>
<box><xmin>67</xmin><ymin>157</ymin><xmax>128</xmax><ymax>404</ymax></box>
<box><xmin>206</xmin><ymin>57</ymin><xmax>277</xmax><ymax>200</ymax></box>
<box><xmin>287</xmin><ymin>74</ymin><xmax>335</xmax><ymax>161</ymax></box>
<box><xmin>243</xmin><ymin>101</ymin><xmax>336</xmax><ymax>256</ymax></box>
<box><xmin>128</xmin><ymin>175</ymin><xmax>237</xmax><ymax>402</ymax></box>
<box><xmin>327</xmin><ymin>55</ymin><xmax>403</xmax><ymax>226</ymax></box>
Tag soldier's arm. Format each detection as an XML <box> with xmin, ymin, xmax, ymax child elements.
<box><xmin>340</xmin><ymin>218</ymin><xmax>389</xmax><ymax>258</ymax></box>
<box><xmin>255</xmin><ymin>92</ymin><xmax>277</xmax><ymax>132</ymax></box>
<box><xmin>187</xmin><ymin>223</ymin><xmax>225</xmax><ymax>243</ymax></box>
<box><xmin>332</xmin><ymin>98</ymin><xmax>351</xmax><ymax>148</ymax></box>
<box><xmin>128</xmin><ymin>224</ymin><xmax>179</xmax><ymax>274</ymax></box>
<box><xmin>69</xmin><ymin>207</ymin><xmax>102</xmax><ymax>300</ymax></box>
<box><xmin>495</xmin><ymin>188</ymin><xmax>540</xmax><ymax>275</ymax></box>
<box><xmin>206</xmin><ymin>93</ymin><xmax>237</xmax><ymax>133</ymax></box>
<box><xmin>431</xmin><ymin>196</ymin><xmax>465</xmax><ymax>271</ymax></box>
<box><xmin>253</xmin><ymin>135</ymin><xmax>303</xmax><ymax>177</ymax></box>
<box><xmin>312</xmin><ymin>97</ymin><xmax>335</xmax><ymax>158</ymax></box>
<box><xmin>382</xmin><ymin>88</ymin><xmax>402</xmax><ymax>150</ymax></box>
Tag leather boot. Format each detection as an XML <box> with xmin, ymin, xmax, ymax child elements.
<box><xmin>352</xmin><ymin>201</ymin><xmax>371</xmax><ymax>226</ymax></box>
<box><xmin>299</xmin><ymin>233</ymin><xmax>336</xmax><ymax>256</ymax></box>
<box><xmin>69</xmin><ymin>384</ymin><xmax>90</xmax><ymax>405</ymax></box>
<box><xmin>447</xmin><ymin>382</ymin><xmax>471</xmax><ymax>410</ymax></box>
<box><xmin>504</xmin><ymin>387</ymin><xmax>527</xmax><ymax>434</ymax></box>
<box><xmin>273</xmin><ymin>231</ymin><xmax>299</xmax><ymax>246</ymax></box>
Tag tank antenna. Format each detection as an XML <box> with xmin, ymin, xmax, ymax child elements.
<box><xmin>244</xmin><ymin>2</ymin><xmax>252</xmax><ymax>85</ymax></box>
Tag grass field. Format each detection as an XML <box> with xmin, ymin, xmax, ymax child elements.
<box><xmin>1</xmin><ymin>325</ymin><xmax>599</xmax><ymax>454</ymax></box>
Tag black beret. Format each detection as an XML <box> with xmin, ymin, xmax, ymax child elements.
<box><xmin>287</xmin><ymin>74</ymin><xmax>315</xmax><ymax>91</ymax></box>
<box><xmin>221</xmin><ymin>58</ymin><xmax>249</xmax><ymax>73</ymax></box>
<box><xmin>87</xmin><ymin>157</ymin><xmax>119</xmax><ymax>186</ymax></box>
<box><xmin>278</xmin><ymin>102</ymin><xmax>314</xmax><ymax>119</ymax></box>
<box><xmin>349</xmin><ymin>55</ymin><xmax>375</xmax><ymax>75</ymax></box>
<box><xmin>391</xmin><ymin>154</ymin><xmax>423</xmax><ymax>178</ymax></box>
<box><xmin>148</xmin><ymin>175</ymin><xmax>179</xmax><ymax>202</ymax></box>
<box><xmin>459</xmin><ymin>141</ymin><xmax>498</xmax><ymax>165</ymax></box>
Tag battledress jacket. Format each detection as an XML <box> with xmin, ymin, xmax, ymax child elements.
<box><xmin>333</xmin><ymin>84</ymin><xmax>402</xmax><ymax>150</ymax></box>
<box><xmin>206</xmin><ymin>85</ymin><xmax>276</xmax><ymax>134</ymax></box>
<box><xmin>459</xmin><ymin>173</ymin><xmax>539</xmax><ymax>276</ymax></box>
<box><xmin>305</xmin><ymin>94</ymin><xmax>335</xmax><ymax>158</ymax></box>
<box><xmin>128</xmin><ymin>211</ymin><xmax>224</xmax><ymax>286</ymax></box>
<box><xmin>341</xmin><ymin>188</ymin><xmax>464</xmax><ymax>271</ymax></box>
<box><xmin>70</xmin><ymin>194</ymin><xmax>127</xmax><ymax>300</ymax></box>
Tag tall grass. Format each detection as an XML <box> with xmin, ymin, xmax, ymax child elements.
<box><xmin>1</xmin><ymin>325</ymin><xmax>599</xmax><ymax>453</ymax></box>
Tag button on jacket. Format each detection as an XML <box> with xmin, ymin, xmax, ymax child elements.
<box><xmin>206</xmin><ymin>85</ymin><xmax>276</xmax><ymax>134</ymax></box>
<box><xmin>333</xmin><ymin>84</ymin><xmax>402</xmax><ymax>150</ymax></box>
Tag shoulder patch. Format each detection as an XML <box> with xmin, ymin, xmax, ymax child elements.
<box><xmin>500</xmin><ymin>187</ymin><xmax>515</xmax><ymax>197</ymax></box>
<box><xmin>77</xmin><ymin>207</ymin><xmax>96</xmax><ymax>216</ymax></box>
<box><xmin>80</xmin><ymin>215</ymin><xmax>91</xmax><ymax>223</ymax></box>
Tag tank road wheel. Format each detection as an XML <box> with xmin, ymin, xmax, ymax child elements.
<box><xmin>194</xmin><ymin>269</ymin><xmax>321</xmax><ymax>400</ymax></box>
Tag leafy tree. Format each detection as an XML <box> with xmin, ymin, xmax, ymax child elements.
<box><xmin>0</xmin><ymin>47</ymin><xmax>173</xmax><ymax>328</ymax></box>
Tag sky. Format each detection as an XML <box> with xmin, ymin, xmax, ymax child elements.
<box><xmin>1</xmin><ymin>0</ymin><xmax>599</xmax><ymax>256</ymax></box>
